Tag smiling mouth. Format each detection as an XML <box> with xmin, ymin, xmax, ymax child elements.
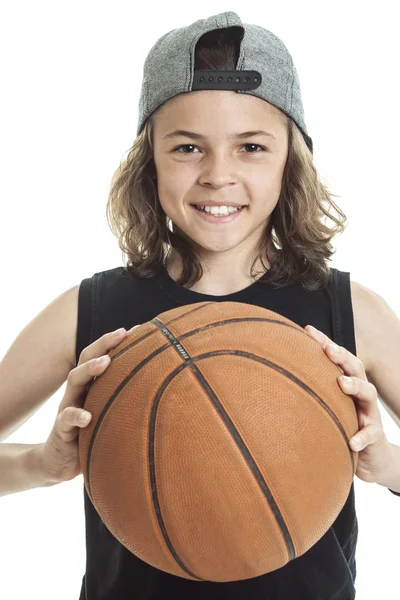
<box><xmin>192</xmin><ymin>205</ymin><xmax>246</xmax><ymax>213</ymax></box>
<box><xmin>189</xmin><ymin>204</ymin><xmax>248</xmax><ymax>223</ymax></box>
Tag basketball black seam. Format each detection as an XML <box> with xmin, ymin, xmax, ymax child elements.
<box><xmin>148</xmin><ymin>346</ymin><xmax>298</xmax><ymax>580</ymax></box>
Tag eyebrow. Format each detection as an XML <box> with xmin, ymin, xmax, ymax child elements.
<box><xmin>162</xmin><ymin>129</ymin><xmax>276</xmax><ymax>141</ymax></box>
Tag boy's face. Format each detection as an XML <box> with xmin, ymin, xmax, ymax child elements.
<box><xmin>151</xmin><ymin>90</ymin><xmax>288</xmax><ymax>261</ymax></box>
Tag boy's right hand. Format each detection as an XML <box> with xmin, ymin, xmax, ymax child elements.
<box><xmin>36</xmin><ymin>326</ymin><xmax>137</xmax><ymax>484</ymax></box>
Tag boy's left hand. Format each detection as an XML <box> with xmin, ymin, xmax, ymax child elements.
<box><xmin>304</xmin><ymin>325</ymin><xmax>394</xmax><ymax>485</ymax></box>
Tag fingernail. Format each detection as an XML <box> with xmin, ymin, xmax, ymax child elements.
<box><xmin>341</xmin><ymin>376</ymin><xmax>352</xmax><ymax>386</ymax></box>
<box><xmin>96</xmin><ymin>355</ymin><xmax>109</xmax><ymax>364</ymax></box>
<box><xmin>308</xmin><ymin>326</ymin><xmax>317</xmax><ymax>332</ymax></box>
<box><xmin>351</xmin><ymin>437</ymin><xmax>361</xmax><ymax>449</ymax></box>
<box><xmin>112</xmin><ymin>327</ymin><xmax>125</xmax><ymax>337</ymax></box>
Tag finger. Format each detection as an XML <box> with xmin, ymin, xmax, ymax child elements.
<box><xmin>339</xmin><ymin>376</ymin><xmax>382</xmax><ymax>420</ymax></box>
<box><xmin>349</xmin><ymin>423</ymin><xmax>383</xmax><ymax>451</ymax></box>
<box><xmin>78</xmin><ymin>327</ymin><xmax>128</xmax><ymax>366</ymax></box>
<box><xmin>339</xmin><ymin>376</ymin><xmax>376</xmax><ymax>402</ymax></box>
<box><xmin>54</xmin><ymin>406</ymin><xmax>93</xmax><ymax>442</ymax></box>
<box><xmin>49</xmin><ymin>406</ymin><xmax>92</xmax><ymax>443</ymax></box>
<box><xmin>60</xmin><ymin>354</ymin><xmax>111</xmax><ymax>411</ymax></box>
<box><xmin>305</xmin><ymin>325</ymin><xmax>366</xmax><ymax>380</ymax></box>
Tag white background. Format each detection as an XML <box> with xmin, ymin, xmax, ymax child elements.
<box><xmin>0</xmin><ymin>1</ymin><xmax>399</xmax><ymax>598</ymax></box>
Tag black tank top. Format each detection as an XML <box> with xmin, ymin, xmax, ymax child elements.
<box><xmin>76</xmin><ymin>264</ymin><xmax>359</xmax><ymax>600</ymax></box>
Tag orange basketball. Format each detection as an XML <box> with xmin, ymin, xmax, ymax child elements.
<box><xmin>79</xmin><ymin>301</ymin><xmax>358</xmax><ymax>583</ymax></box>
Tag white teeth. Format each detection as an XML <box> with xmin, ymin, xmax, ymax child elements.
<box><xmin>195</xmin><ymin>205</ymin><xmax>242</xmax><ymax>215</ymax></box>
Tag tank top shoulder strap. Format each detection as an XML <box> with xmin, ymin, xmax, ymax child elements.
<box><xmin>327</xmin><ymin>268</ymin><xmax>357</xmax><ymax>356</ymax></box>
<box><xmin>75</xmin><ymin>275</ymin><xmax>97</xmax><ymax>367</ymax></box>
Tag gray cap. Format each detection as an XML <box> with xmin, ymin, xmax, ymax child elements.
<box><xmin>137</xmin><ymin>11</ymin><xmax>313</xmax><ymax>154</ymax></box>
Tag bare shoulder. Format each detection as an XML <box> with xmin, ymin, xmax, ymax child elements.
<box><xmin>349</xmin><ymin>279</ymin><xmax>397</xmax><ymax>374</ymax></box>
<box><xmin>56</xmin><ymin>283</ymin><xmax>81</xmax><ymax>369</ymax></box>
<box><xmin>28</xmin><ymin>283</ymin><xmax>81</xmax><ymax>370</ymax></box>
<box><xmin>350</xmin><ymin>279</ymin><xmax>400</xmax><ymax>422</ymax></box>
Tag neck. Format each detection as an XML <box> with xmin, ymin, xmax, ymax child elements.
<box><xmin>165</xmin><ymin>245</ymin><xmax>276</xmax><ymax>296</ymax></box>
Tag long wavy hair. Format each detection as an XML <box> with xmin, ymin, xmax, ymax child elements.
<box><xmin>106</xmin><ymin>27</ymin><xmax>347</xmax><ymax>291</ymax></box>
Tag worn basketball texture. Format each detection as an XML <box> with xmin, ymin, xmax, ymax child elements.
<box><xmin>79</xmin><ymin>301</ymin><xmax>358</xmax><ymax>582</ymax></box>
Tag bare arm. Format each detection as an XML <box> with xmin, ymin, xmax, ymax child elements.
<box><xmin>0</xmin><ymin>442</ymin><xmax>57</xmax><ymax>497</ymax></box>
<box><xmin>0</xmin><ymin>281</ymin><xmax>133</xmax><ymax>497</ymax></box>
<box><xmin>0</xmin><ymin>284</ymin><xmax>78</xmax><ymax>497</ymax></box>
<box><xmin>0</xmin><ymin>285</ymin><xmax>80</xmax><ymax>442</ymax></box>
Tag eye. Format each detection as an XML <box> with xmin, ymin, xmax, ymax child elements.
<box><xmin>173</xmin><ymin>143</ymin><xmax>267</xmax><ymax>154</ymax></box>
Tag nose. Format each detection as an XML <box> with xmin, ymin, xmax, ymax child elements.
<box><xmin>198</xmin><ymin>155</ymin><xmax>239</xmax><ymax>188</ymax></box>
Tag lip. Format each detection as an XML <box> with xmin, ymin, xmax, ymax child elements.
<box><xmin>190</xmin><ymin>204</ymin><xmax>247</xmax><ymax>224</ymax></box>
<box><xmin>191</xmin><ymin>202</ymin><xmax>246</xmax><ymax>208</ymax></box>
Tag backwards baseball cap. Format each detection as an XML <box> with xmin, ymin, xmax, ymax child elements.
<box><xmin>136</xmin><ymin>11</ymin><xmax>313</xmax><ymax>154</ymax></box>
